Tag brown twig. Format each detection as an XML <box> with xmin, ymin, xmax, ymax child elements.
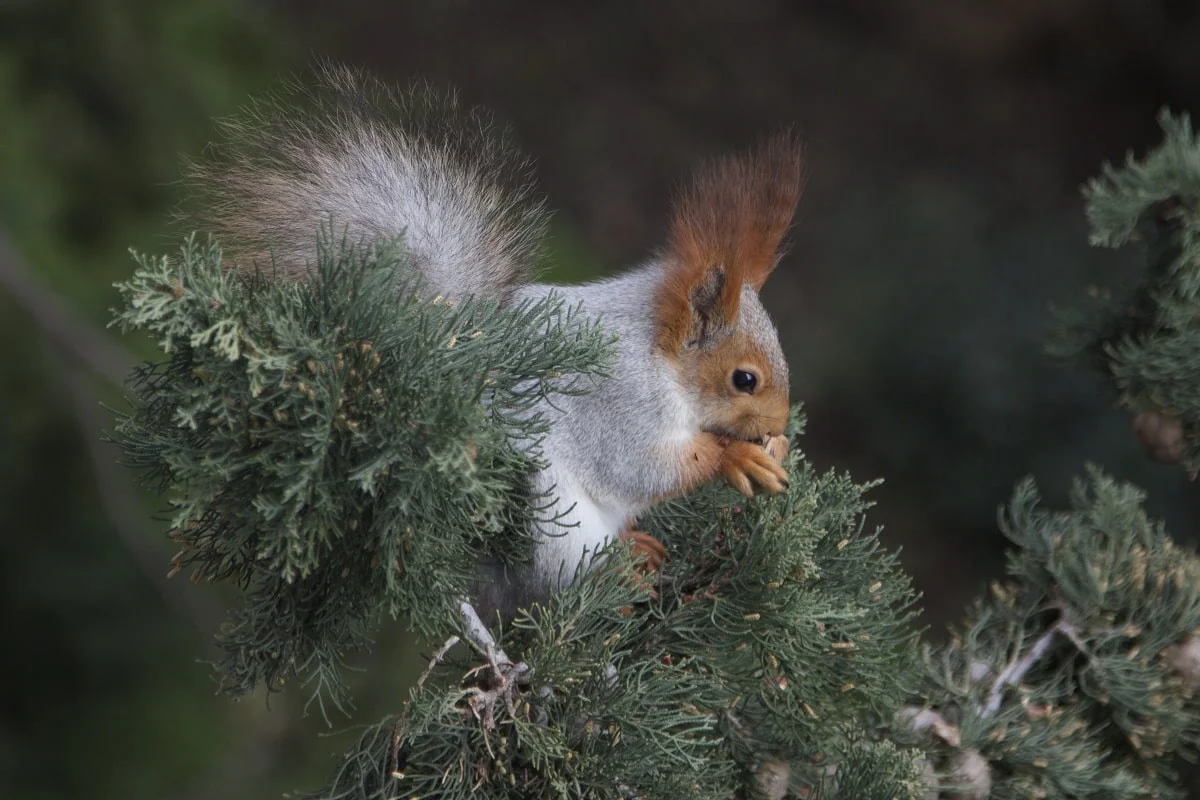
<box><xmin>457</xmin><ymin>600</ymin><xmax>531</xmax><ymax>732</ymax></box>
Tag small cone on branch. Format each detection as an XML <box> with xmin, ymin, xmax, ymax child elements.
<box><xmin>1132</xmin><ymin>410</ymin><xmax>1186</xmax><ymax>464</ymax></box>
<box><xmin>898</xmin><ymin>706</ymin><xmax>961</xmax><ymax>747</ymax></box>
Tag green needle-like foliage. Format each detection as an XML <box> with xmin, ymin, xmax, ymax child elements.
<box><xmin>111</xmin><ymin>232</ymin><xmax>923</xmax><ymax>797</ymax></box>
<box><xmin>112</xmin><ymin>102</ymin><xmax>1200</xmax><ymax>799</ymax></box>
<box><xmin>312</xmin><ymin>425</ymin><xmax>922</xmax><ymax>800</ymax></box>
<box><xmin>904</xmin><ymin>470</ymin><xmax>1200</xmax><ymax>799</ymax></box>
<box><xmin>1051</xmin><ymin>110</ymin><xmax>1200</xmax><ymax>474</ymax></box>
<box><xmin>110</xmin><ymin>232</ymin><xmax>612</xmax><ymax>708</ymax></box>
<box><xmin>891</xmin><ymin>111</ymin><xmax>1200</xmax><ymax>800</ymax></box>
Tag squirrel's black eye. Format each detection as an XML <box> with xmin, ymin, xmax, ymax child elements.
<box><xmin>732</xmin><ymin>369</ymin><xmax>758</xmax><ymax>393</ymax></box>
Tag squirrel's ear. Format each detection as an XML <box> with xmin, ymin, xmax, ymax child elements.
<box><xmin>653</xmin><ymin>131</ymin><xmax>806</xmax><ymax>355</ymax></box>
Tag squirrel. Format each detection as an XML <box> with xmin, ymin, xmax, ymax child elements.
<box><xmin>183</xmin><ymin>64</ymin><xmax>804</xmax><ymax>617</ymax></box>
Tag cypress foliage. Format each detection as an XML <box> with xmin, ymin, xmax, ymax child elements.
<box><xmin>1050</xmin><ymin>111</ymin><xmax>1200</xmax><ymax>475</ymax></box>
<box><xmin>892</xmin><ymin>112</ymin><xmax>1200</xmax><ymax>799</ymax></box>
<box><xmin>309</xmin><ymin>435</ymin><xmax>922</xmax><ymax>799</ymax></box>
<box><xmin>111</xmin><ymin>233</ymin><xmax>923</xmax><ymax>796</ymax></box>
<box><xmin>898</xmin><ymin>471</ymin><xmax>1200</xmax><ymax>798</ymax></box>
<box><xmin>111</xmin><ymin>232</ymin><xmax>612</xmax><ymax>711</ymax></box>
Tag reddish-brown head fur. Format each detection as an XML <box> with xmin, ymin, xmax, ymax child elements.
<box><xmin>654</xmin><ymin>131</ymin><xmax>805</xmax><ymax>356</ymax></box>
<box><xmin>653</xmin><ymin>132</ymin><xmax>804</xmax><ymax>441</ymax></box>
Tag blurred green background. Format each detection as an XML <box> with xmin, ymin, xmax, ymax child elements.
<box><xmin>3</xmin><ymin>1</ymin><xmax>1200</xmax><ymax>797</ymax></box>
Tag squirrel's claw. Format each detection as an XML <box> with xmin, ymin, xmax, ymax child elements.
<box><xmin>720</xmin><ymin>438</ymin><xmax>790</xmax><ymax>497</ymax></box>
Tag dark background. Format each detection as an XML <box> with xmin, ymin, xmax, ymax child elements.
<box><xmin>3</xmin><ymin>1</ymin><xmax>1200</xmax><ymax>797</ymax></box>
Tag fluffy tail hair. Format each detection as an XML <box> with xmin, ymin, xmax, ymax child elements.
<box><xmin>180</xmin><ymin>63</ymin><xmax>548</xmax><ymax>302</ymax></box>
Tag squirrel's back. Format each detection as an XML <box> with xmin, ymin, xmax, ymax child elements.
<box><xmin>181</xmin><ymin>63</ymin><xmax>547</xmax><ymax>302</ymax></box>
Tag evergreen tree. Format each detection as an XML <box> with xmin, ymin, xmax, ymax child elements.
<box><xmin>889</xmin><ymin>112</ymin><xmax>1200</xmax><ymax>799</ymax></box>
<box><xmin>112</xmin><ymin>107</ymin><xmax>1200</xmax><ymax>797</ymax></box>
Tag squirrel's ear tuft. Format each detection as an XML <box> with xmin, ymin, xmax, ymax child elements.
<box><xmin>654</xmin><ymin>131</ymin><xmax>806</xmax><ymax>355</ymax></box>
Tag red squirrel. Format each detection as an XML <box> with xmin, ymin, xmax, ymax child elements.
<box><xmin>185</xmin><ymin>64</ymin><xmax>803</xmax><ymax>616</ymax></box>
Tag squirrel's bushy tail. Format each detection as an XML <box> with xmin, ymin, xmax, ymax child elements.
<box><xmin>180</xmin><ymin>63</ymin><xmax>548</xmax><ymax>302</ymax></box>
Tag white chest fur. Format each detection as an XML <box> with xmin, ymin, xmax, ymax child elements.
<box><xmin>529</xmin><ymin>460</ymin><xmax>633</xmax><ymax>588</ymax></box>
<box><xmin>527</xmin><ymin>380</ymin><xmax>698</xmax><ymax>590</ymax></box>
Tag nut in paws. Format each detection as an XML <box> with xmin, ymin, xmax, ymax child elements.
<box><xmin>762</xmin><ymin>433</ymin><xmax>789</xmax><ymax>465</ymax></box>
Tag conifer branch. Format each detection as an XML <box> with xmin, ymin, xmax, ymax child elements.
<box><xmin>459</xmin><ymin>599</ymin><xmax>512</xmax><ymax>669</ymax></box>
<box><xmin>416</xmin><ymin>635</ymin><xmax>462</xmax><ymax>690</ymax></box>
<box><xmin>110</xmin><ymin>234</ymin><xmax>922</xmax><ymax>797</ymax></box>
<box><xmin>1050</xmin><ymin>110</ymin><xmax>1200</xmax><ymax>474</ymax></box>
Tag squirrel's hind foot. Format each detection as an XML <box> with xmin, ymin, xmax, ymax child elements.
<box><xmin>619</xmin><ymin>529</ymin><xmax>668</xmax><ymax>574</ymax></box>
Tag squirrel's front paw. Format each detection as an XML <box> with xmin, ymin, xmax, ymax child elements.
<box><xmin>720</xmin><ymin>438</ymin><xmax>790</xmax><ymax>497</ymax></box>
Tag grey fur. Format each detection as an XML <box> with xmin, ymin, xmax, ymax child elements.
<box><xmin>485</xmin><ymin>269</ymin><xmax>787</xmax><ymax>615</ymax></box>
<box><xmin>181</xmin><ymin>64</ymin><xmax>547</xmax><ymax>303</ymax></box>
<box><xmin>737</xmin><ymin>285</ymin><xmax>789</xmax><ymax>381</ymax></box>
